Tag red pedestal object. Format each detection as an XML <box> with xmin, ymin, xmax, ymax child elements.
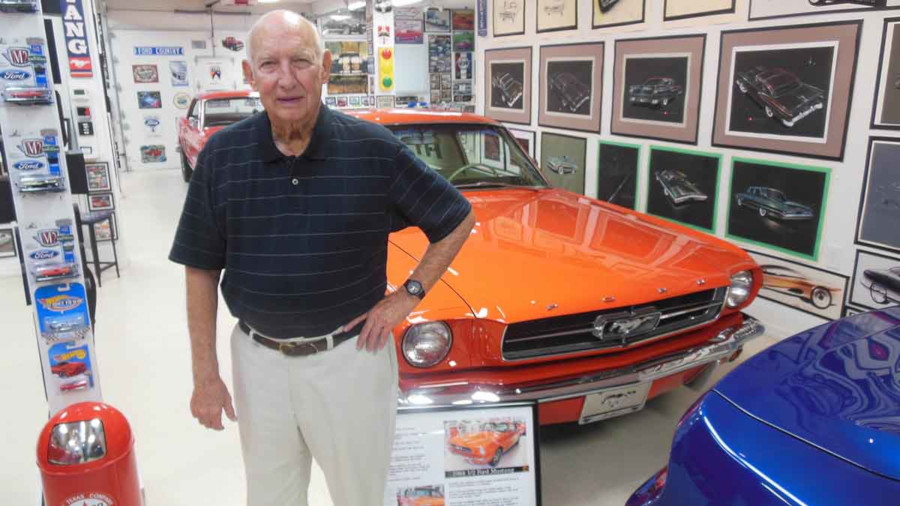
<box><xmin>37</xmin><ymin>402</ymin><xmax>142</xmax><ymax>506</ymax></box>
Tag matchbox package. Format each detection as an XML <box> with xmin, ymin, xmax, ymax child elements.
<box><xmin>35</xmin><ymin>283</ymin><xmax>92</xmax><ymax>342</ymax></box>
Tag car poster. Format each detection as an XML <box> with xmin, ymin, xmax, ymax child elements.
<box><xmin>452</xmin><ymin>31</ymin><xmax>474</xmax><ymax>52</ymax></box>
<box><xmin>747</xmin><ymin>249</ymin><xmax>847</xmax><ymax>321</ymax></box>
<box><xmin>88</xmin><ymin>193</ymin><xmax>114</xmax><ymax>211</ymax></box>
<box><xmin>536</xmin><ymin>0</ymin><xmax>577</xmax><ymax>33</ymax></box>
<box><xmin>395</xmin><ymin>19</ymin><xmax>424</xmax><ymax>44</ymax></box>
<box><xmin>593</xmin><ymin>0</ymin><xmax>645</xmax><ymax>29</ymax></box>
<box><xmin>140</xmin><ymin>144</ymin><xmax>167</xmax><ymax>164</ymax></box>
<box><xmin>540</xmin><ymin>132</ymin><xmax>586</xmax><ymax>195</ymax></box>
<box><xmin>85</xmin><ymin>162</ymin><xmax>110</xmax><ymax>192</ymax></box>
<box><xmin>0</xmin><ymin>228</ymin><xmax>15</xmax><ymax>258</ymax></box>
<box><xmin>646</xmin><ymin>147</ymin><xmax>721</xmax><ymax>233</ymax></box>
<box><xmin>382</xmin><ymin>404</ymin><xmax>539</xmax><ymax>506</ymax></box>
<box><xmin>539</xmin><ymin>42</ymin><xmax>604</xmax><ymax>132</ymax></box>
<box><xmin>664</xmin><ymin>0</ymin><xmax>735</xmax><ymax>21</ymax></box>
<box><xmin>94</xmin><ymin>213</ymin><xmax>117</xmax><ymax>242</ymax></box>
<box><xmin>597</xmin><ymin>141</ymin><xmax>640</xmax><ymax>210</ymax></box>
<box><xmin>170</xmin><ymin>61</ymin><xmax>189</xmax><ymax>87</ymax></box>
<box><xmin>132</xmin><ymin>64</ymin><xmax>158</xmax><ymax>83</ymax></box>
<box><xmin>750</xmin><ymin>0</ymin><xmax>900</xmax><ymax>21</ymax></box>
<box><xmin>452</xmin><ymin>9</ymin><xmax>475</xmax><ymax>31</ymax></box>
<box><xmin>425</xmin><ymin>9</ymin><xmax>452</xmax><ymax>32</ymax></box>
<box><xmin>317</xmin><ymin>9</ymin><xmax>366</xmax><ymax>39</ymax></box>
<box><xmin>494</xmin><ymin>0</ymin><xmax>525</xmax><ymax>36</ymax></box>
<box><xmin>872</xmin><ymin>18</ymin><xmax>900</xmax><ymax>130</ymax></box>
<box><xmin>726</xmin><ymin>157</ymin><xmax>830</xmax><ymax>261</ymax></box>
<box><xmin>485</xmin><ymin>47</ymin><xmax>532</xmax><ymax>124</ymax></box>
<box><xmin>857</xmin><ymin>138</ymin><xmax>900</xmax><ymax>254</ymax></box>
<box><xmin>850</xmin><ymin>249</ymin><xmax>900</xmax><ymax>310</ymax></box>
<box><xmin>137</xmin><ymin>91</ymin><xmax>161</xmax><ymax>109</ymax></box>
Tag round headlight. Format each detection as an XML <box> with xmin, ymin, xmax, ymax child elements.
<box><xmin>402</xmin><ymin>322</ymin><xmax>452</xmax><ymax>368</ymax></box>
<box><xmin>727</xmin><ymin>270</ymin><xmax>753</xmax><ymax>308</ymax></box>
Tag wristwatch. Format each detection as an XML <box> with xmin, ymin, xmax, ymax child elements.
<box><xmin>403</xmin><ymin>279</ymin><xmax>426</xmax><ymax>300</ymax></box>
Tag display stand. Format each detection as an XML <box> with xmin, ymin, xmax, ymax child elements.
<box><xmin>0</xmin><ymin>1</ymin><xmax>102</xmax><ymax>414</ymax></box>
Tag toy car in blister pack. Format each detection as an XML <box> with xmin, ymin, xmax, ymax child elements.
<box><xmin>0</xmin><ymin>38</ymin><xmax>52</xmax><ymax>105</ymax></box>
<box><xmin>47</xmin><ymin>341</ymin><xmax>93</xmax><ymax>392</ymax></box>
<box><xmin>35</xmin><ymin>283</ymin><xmax>92</xmax><ymax>342</ymax></box>
<box><xmin>0</xmin><ymin>0</ymin><xmax>39</xmax><ymax>13</ymax></box>
<box><xmin>33</xmin><ymin>262</ymin><xmax>78</xmax><ymax>282</ymax></box>
<box><xmin>17</xmin><ymin>174</ymin><xmax>66</xmax><ymax>193</ymax></box>
<box><xmin>57</xmin><ymin>222</ymin><xmax>76</xmax><ymax>263</ymax></box>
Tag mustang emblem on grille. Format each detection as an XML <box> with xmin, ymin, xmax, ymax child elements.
<box><xmin>593</xmin><ymin>312</ymin><xmax>662</xmax><ymax>341</ymax></box>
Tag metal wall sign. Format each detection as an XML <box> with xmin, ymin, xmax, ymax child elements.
<box><xmin>60</xmin><ymin>0</ymin><xmax>93</xmax><ymax>77</ymax></box>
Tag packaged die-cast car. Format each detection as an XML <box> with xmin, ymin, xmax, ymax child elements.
<box><xmin>18</xmin><ymin>174</ymin><xmax>65</xmax><ymax>193</ymax></box>
<box><xmin>2</xmin><ymin>86</ymin><xmax>52</xmax><ymax>105</ymax></box>
<box><xmin>0</xmin><ymin>0</ymin><xmax>38</xmax><ymax>12</ymax></box>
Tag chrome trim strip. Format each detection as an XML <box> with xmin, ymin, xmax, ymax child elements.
<box><xmin>398</xmin><ymin>315</ymin><xmax>764</xmax><ymax>408</ymax></box>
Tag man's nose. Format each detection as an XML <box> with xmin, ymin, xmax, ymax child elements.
<box><xmin>276</xmin><ymin>61</ymin><xmax>299</xmax><ymax>87</ymax></box>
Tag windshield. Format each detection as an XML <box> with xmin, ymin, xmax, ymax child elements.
<box><xmin>204</xmin><ymin>96</ymin><xmax>262</xmax><ymax>127</ymax></box>
<box><xmin>388</xmin><ymin>124</ymin><xmax>548</xmax><ymax>189</ymax></box>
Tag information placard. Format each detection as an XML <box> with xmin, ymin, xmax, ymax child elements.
<box><xmin>385</xmin><ymin>403</ymin><xmax>541</xmax><ymax>506</ymax></box>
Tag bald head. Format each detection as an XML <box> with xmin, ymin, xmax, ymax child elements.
<box><xmin>246</xmin><ymin>10</ymin><xmax>324</xmax><ymax>66</ymax></box>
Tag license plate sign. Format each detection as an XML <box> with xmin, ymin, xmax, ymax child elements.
<box><xmin>578</xmin><ymin>382</ymin><xmax>652</xmax><ymax>425</ymax></box>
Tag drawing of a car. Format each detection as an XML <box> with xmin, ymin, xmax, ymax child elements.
<box><xmin>546</xmin><ymin>155</ymin><xmax>578</xmax><ymax>175</ymax></box>
<box><xmin>3</xmin><ymin>86</ymin><xmax>52</xmax><ymax>105</ymax></box>
<box><xmin>872</xmin><ymin>181</ymin><xmax>900</xmax><ymax>210</ymax></box>
<box><xmin>628</xmin><ymin>77</ymin><xmax>683</xmax><ymax>108</ymax></box>
<box><xmin>0</xmin><ymin>0</ymin><xmax>38</xmax><ymax>12</ymax></box>
<box><xmin>735</xmin><ymin>66</ymin><xmax>825</xmax><ymax>128</ymax></box>
<box><xmin>51</xmin><ymin>361</ymin><xmax>87</xmax><ymax>378</ymax></box>
<box><xmin>499</xmin><ymin>0</ymin><xmax>518</xmax><ymax>21</ymax></box>
<box><xmin>448</xmin><ymin>421</ymin><xmax>526</xmax><ymax>467</ymax></box>
<box><xmin>735</xmin><ymin>186</ymin><xmax>814</xmax><ymax>220</ymax></box>
<box><xmin>862</xmin><ymin>266</ymin><xmax>900</xmax><ymax>305</ymax></box>
<box><xmin>549</xmin><ymin>72</ymin><xmax>590</xmax><ymax>113</ymax></box>
<box><xmin>544</xmin><ymin>0</ymin><xmax>566</xmax><ymax>15</ymax></box>
<box><xmin>492</xmin><ymin>72</ymin><xmax>523</xmax><ymax>107</ymax></box>
<box><xmin>599</xmin><ymin>0</ymin><xmax>620</xmax><ymax>11</ymax></box>
<box><xmin>655</xmin><ymin>170</ymin><xmax>707</xmax><ymax>205</ymax></box>
<box><xmin>759</xmin><ymin>264</ymin><xmax>840</xmax><ymax>309</ymax></box>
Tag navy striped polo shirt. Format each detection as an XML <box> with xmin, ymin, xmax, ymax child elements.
<box><xmin>169</xmin><ymin>105</ymin><xmax>472</xmax><ymax>338</ymax></box>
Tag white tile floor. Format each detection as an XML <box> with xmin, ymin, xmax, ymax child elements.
<box><xmin>1</xmin><ymin>169</ymin><xmax>781</xmax><ymax>505</ymax></box>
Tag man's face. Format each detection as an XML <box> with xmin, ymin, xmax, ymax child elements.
<box><xmin>244</xmin><ymin>20</ymin><xmax>331</xmax><ymax>127</ymax></box>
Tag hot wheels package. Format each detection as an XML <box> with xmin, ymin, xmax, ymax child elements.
<box><xmin>48</xmin><ymin>341</ymin><xmax>93</xmax><ymax>392</ymax></box>
<box><xmin>35</xmin><ymin>283</ymin><xmax>92</xmax><ymax>342</ymax></box>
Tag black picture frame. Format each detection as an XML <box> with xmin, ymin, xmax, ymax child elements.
<box><xmin>592</xmin><ymin>0</ymin><xmax>645</xmax><ymax>30</ymax></box>
<box><xmin>94</xmin><ymin>212</ymin><xmax>118</xmax><ymax>242</ymax></box>
<box><xmin>746</xmin><ymin>249</ymin><xmax>849</xmax><ymax>321</ymax></box>
<box><xmin>536</xmin><ymin>0</ymin><xmax>578</xmax><ymax>34</ymax></box>
<box><xmin>849</xmin><ymin>249</ymin><xmax>900</xmax><ymax>311</ymax></box>
<box><xmin>870</xmin><ymin>17</ymin><xmax>900</xmax><ymax>131</ymax></box>
<box><xmin>88</xmin><ymin>193</ymin><xmax>115</xmax><ymax>212</ymax></box>
<box><xmin>538</xmin><ymin>42</ymin><xmax>604</xmax><ymax>133</ymax></box>
<box><xmin>86</xmin><ymin>162</ymin><xmax>111</xmax><ymax>193</ymax></box>
<box><xmin>597</xmin><ymin>141</ymin><xmax>640</xmax><ymax>210</ymax></box>
<box><xmin>663</xmin><ymin>0</ymin><xmax>735</xmax><ymax>22</ymax></box>
<box><xmin>646</xmin><ymin>146</ymin><xmax>721</xmax><ymax>233</ymax></box>
<box><xmin>854</xmin><ymin>137</ymin><xmax>900</xmax><ymax>255</ymax></box>
<box><xmin>493</xmin><ymin>0</ymin><xmax>526</xmax><ymax>37</ymax></box>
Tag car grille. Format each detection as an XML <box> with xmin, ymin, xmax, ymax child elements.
<box><xmin>451</xmin><ymin>445</ymin><xmax>473</xmax><ymax>454</ymax></box>
<box><xmin>501</xmin><ymin>288</ymin><xmax>727</xmax><ymax>361</ymax></box>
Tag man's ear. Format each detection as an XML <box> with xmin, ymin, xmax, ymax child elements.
<box><xmin>242</xmin><ymin>60</ymin><xmax>256</xmax><ymax>89</ymax></box>
<box><xmin>321</xmin><ymin>50</ymin><xmax>332</xmax><ymax>81</ymax></box>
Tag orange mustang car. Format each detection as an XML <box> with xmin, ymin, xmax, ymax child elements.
<box><xmin>448</xmin><ymin>421</ymin><xmax>526</xmax><ymax>467</ymax></box>
<box><xmin>397</xmin><ymin>486</ymin><xmax>444</xmax><ymax>506</ymax></box>
<box><xmin>372</xmin><ymin>110</ymin><xmax>765</xmax><ymax>426</ymax></box>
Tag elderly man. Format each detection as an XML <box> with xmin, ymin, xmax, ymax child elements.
<box><xmin>169</xmin><ymin>10</ymin><xmax>474</xmax><ymax>506</ymax></box>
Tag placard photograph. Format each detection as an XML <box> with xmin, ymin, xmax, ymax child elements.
<box><xmin>750</xmin><ymin>0</ymin><xmax>900</xmax><ymax>21</ymax></box>
<box><xmin>494</xmin><ymin>0</ymin><xmax>526</xmax><ymax>36</ymax></box>
<box><xmin>612</xmin><ymin>36</ymin><xmax>705</xmax><ymax>144</ymax></box>
<box><xmin>593</xmin><ymin>0</ymin><xmax>644</xmax><ymax>29</ymax></box>
<box><xmin>850</xmin><ymin>249</ymin><xmax>900</xmax><ymax>310</ymax></box>
<box><xmin>485</xmin><ymin>47</ymin><xmax>532</xmax><ymax>124</ymax></box>
<box><xmin>727</xmin><ymin>158</ymin><xmax>830</xmax><ymax>260</ymax></box>
<box><xmin>539</xmin><ymin>43</ymin><xmax>604</xmax><ymax>132</ymax></box>
<box><xmin>597</xmin><ymin>141</ymin><xmax>639</xmax><ymax>210</ymax></box>
<box><xmin>856</xmin><ymin>138</ymin><xmax>900</xmax><ymax>254</ymax></box>
<box><xmin>713</xmin><ymin>22</ymin><xmax>861</xmax><ymax>160</ymax></box>
<box><xmin>872</xmin><ymin>18</ymin><xmax>900</xmax><ymax>129</ymax></box>
<box><xmin>444</xmin><ymin>417</ymin><xmax>529</xmax><ymax>472</ymax></box>
<box><xmin>646</xmin><ymin>147</ymin><xmax>720</xmax><ymax>232</ymax></box>
<box><xmin>540</xmin><ymin>132</ymin><xmax>586</xmax><ymax>195</ymax></box>
<box><xmin>537</xmin><ymin>0</ymin><xmax>577</xmax><ymax>33</ymax></box>
<box><xmin>664</xmin><ymin>0</ymin><xmax>735</xmax><ymax>21</ymax></box>
<box><xmin>748</xmin><ymin>250</ymin><xmax>848</xmax><ymax>320</ymax></box>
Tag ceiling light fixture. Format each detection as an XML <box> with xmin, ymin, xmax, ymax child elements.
<box><xmin>347</xmin><ymin>1</ymin><xmax>365</xmax><ymax>10</ymax></box>
<box><xmin>393</xmin><ymin>0</ymin><xmax>423</xmax><ymax>6</ymax></box>
<box><xmin>330</xmin><ymin>13</ymin><xmax>351</xmax><ymax>20</ymax></box>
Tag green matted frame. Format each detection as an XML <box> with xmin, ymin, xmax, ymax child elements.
<box><xmin>725</xmin><ymin>156</ymin><xmax>831</xmax><ymax>262</ymax></box>
<box><xmin>597</xmin><ymin>140</ymin><xmax>641</xmax><ymax>211</ymax></box>
<box><xmin>646</xmin><ymin>145</ymin><xmax>722</xmax><ymax>234</ymax></box>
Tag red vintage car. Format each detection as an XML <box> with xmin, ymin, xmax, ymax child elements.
<box><xmin>51</xmin><ymin>361</ymin><xmax>87</xmax><ymax>378</ymax></box>
<box><xmin>176</xmin><ymin>90</ymin><xmax>261</xmax><ymax>181</ymax></box>
<box><xmin>448</xmin><ymin>421</ymin><xmax>526</xmax><ymax>467</ymax></box>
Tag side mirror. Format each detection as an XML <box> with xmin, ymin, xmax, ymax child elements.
<box><xmin>189</xmin><ymin>117</ymin><xmax>198</xmax><ymax>129</ymax></box>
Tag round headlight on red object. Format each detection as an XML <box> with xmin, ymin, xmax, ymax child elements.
<box><xmin>726</xmin><ymin>270</ymin><xmax>753</xmax><ymax>308</ymax></box>
<box><xmin>402</xmin><ymin>322</ymin><xmax>452</xmax><ymax>368</ymax></box>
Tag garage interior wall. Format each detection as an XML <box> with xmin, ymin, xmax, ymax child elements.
<box><xmin>477</xmin><ymin>0</ymin><xmax>900</xmax><ymax>338</ymax></box>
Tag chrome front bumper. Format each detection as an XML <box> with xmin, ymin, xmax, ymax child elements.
<box><xmin>398</xmin><ymin>315</ymin><xmax>764</xmax><ymax>407</ymax></box>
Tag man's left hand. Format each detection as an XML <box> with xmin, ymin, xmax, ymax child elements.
<box><xmin>344</xmin><ymin>291</ymin><xmax>418</xmax><ymax>353</ymax></box>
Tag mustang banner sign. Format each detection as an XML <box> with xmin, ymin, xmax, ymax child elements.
<box><xmin>61</xmin><ymin>0</ymin><xmax>93</xmax><ymax>77</ymax></box>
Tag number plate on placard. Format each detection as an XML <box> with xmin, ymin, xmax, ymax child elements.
<box><xmin>578</xmin><ymin>382</ymin><xmax>652</xmax><ymax>425</ymax></box>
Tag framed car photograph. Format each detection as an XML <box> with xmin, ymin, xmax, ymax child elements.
<box><xmin>452</xmin><ymin>9</ymin><xmax>475</xmax><ymax>31</ymax></box>
<box><xmin>0</xmin><ymin>227</ymin><xmax>16</xmax><ymax>259</ymax></box>
<box><xmin>593</xmin><ymin>0</ymin><xmax>645</xmax><ymax>30</ymax></box>
<box><xmin>664</xmin><ymin>0</ymin><xmax>735</xmax><ymax>21</ymax></box>
<box><xmin>494</xmin><ymin>0</ymin><xmax>525</xmax><ymax>36</ymax></box>
<box><xmin>750</xmin><ymin>0</ymin><xmax>900</xmax><ymax>21</ymax></box>
<box><xmin>538</xmin><ymin>43</ymin><xmax>604</xmax><ymax>132</ymax></box>
<box><xmin>871</xmin><ymin>18</ymin><xmax>900</xmax><ymax>130</ymax></box>
<box><xmin>850</xmin><ymin>249</ymin><xmax>900</xmax><ymax>311</ymax></box>
<box><xmin>726</xmin><ymin>157</ymin><xmax>830</xmax><ymax>261</ymax></box>
<box><xmin>712</xmin><ymin>22</ymin><xmax>862</xmax><ymax>160</ymax></box>
<box><xmin>317</xmin><ymin>8</ymin><xmax>366</xmax><ymax>39</ymax></box>
<box><xmin>540</xmin><ymin>132</ymin><xmax>586</xmax><ymax>195</ymax></box>
<box><xmin>452</xmin><ymin>31</ymin><xmax>474</xmax><ymax>52</ymax></box>
<box><xmin>856</xmin><ymin>138</ymin><xmax>900</xmax><ymax>254</ymax></box>
<box><xmin>88</xmin><ymin>193</ymin><xmax>115</xmax><ymax>212</ymax></box>
<box><xmin>747</xmin><ymin>249</ymin><xmax>848</xmax><ymax>321</ymax></box>
<box><xmin>508</xmin><ymin>127</ymin><xmax>536</xmax><ymax>158</ymax></box>
<box><xmin>86</xmin><ymin>162</ymin><xmax>111</xmax><ymax>193</ymax></box>
<box><xmin>597</xmin><ymin>141</ymin><xmax>640</xmax><ymax>210</ymax></box>
<box><xmin>485</xmin><ymin>47</ymin><xmax>532</xmax><ymax>125</ymax></box>
<box><xmin>536</xmin><ymin>0</ymin><xmax>577</xmax><ymax>33</ymax></box>
<box><xmin>611</xmin><ymin>35</ymin><xmax>705</xmax><ymax>144</ymax></box>
<box><xmin>383</xmin><ymin>403</ymin><xmax>540</xmax><ymax>506</ymax></box>
<box><xmin>646</xmin><ymin>147</ymin><xmax>721</xmax><ymax>233</ymax></box>
<box><xmin>94</xmin><ymin>213</ymin><xmax>118</xmax><ymax>242</ymax></box>
<box><xmin>425</xmin><ymin>9</ymin><xmax>452</xmax><ymax>32</ymax></box>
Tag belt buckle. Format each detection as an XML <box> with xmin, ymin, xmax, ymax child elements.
<box><xmin>278</xmin><ymin>340</ymin><xmax>318</xmax><ymax>357</ymax></box>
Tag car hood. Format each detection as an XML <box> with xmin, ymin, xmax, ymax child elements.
<box><xmin>451</xmin><ymin>432</ymin><xmax>497</xmax><ymax>448</ymax></box>
<box><xmin>388</xmin><ymin>188</ymin><xmax>753</xmax><ymax>324</ymax></box>
<box><xmin>715</xmin><ymin>307</ymin><xmax>900</xmax><ymax>480</ymax></box>
<box><xmin>784</xmin><ymin>200</ymin><xmax>813</xmax><ymax>213</ymax></box>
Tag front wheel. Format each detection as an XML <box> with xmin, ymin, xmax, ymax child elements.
<box><xmin>871</xmin><ymin>283</ymin><xmax>889</xmax><ymax>305</ymax></box>
<box><xmin>811</xmin><ymin>287</ymin><xmax>832</xmax><ymax>309</ymax></box>
<box><xmin>489</xmin><ymin>448</ymin><xmax>503</xmax><ymax>467</ymax></box>
<box><xmin>181</xmin><ymin>150</ymin><xmax>193</xmax><ymax>182</ymax></box>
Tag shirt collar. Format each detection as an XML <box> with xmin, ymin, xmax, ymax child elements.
<box><xmin>257</xmin><ymin>103</ymin><xmax>332</xmax><ymax>163</ymax></box>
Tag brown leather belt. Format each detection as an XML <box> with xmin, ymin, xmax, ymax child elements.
<box><xmin>239</xmin><ymin>321</ymin><xmax>358</xmax><ymax>357</ymax></box>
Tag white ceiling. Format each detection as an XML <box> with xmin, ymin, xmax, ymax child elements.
<box><xmin>104</xmin><ymin>0</ymin><xmax>314</xmax><ymax>14</ymax></box>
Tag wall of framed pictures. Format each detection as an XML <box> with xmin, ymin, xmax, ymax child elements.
<box><xmin>476</xmin><ymin>0</ymin><xmax>900</xmax><ymax>336</ymax></box>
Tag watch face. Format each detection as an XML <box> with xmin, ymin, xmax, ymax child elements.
<box><xmin>406</xmin><ymin>280</ymin><xmax>423</xmax><ymax>295</ymax></box>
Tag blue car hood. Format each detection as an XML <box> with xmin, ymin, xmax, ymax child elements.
<box><xmin>715</xmin><ymin>307</ymin><xmax>900</xmax><ymax>481</ymax></box>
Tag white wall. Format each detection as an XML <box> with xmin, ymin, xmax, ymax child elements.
<box><xmin>477</xmin><ymin>0</ymin><xmax>899</xmax><ymax>338</ymax></box>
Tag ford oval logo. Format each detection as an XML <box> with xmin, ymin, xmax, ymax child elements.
<box><xmin>1</xmin><ymin>69</ymin><xmax>29</xmax><ymax>80</ymax></box>
<box><xmin>144</xmin><ymin>118</ymin><xmax>160</xmax><ymax>127</ymax></box>
<box><xmin>13</xmin><ymin>160</ymin><xmax>44</xmax><ymax>171</ymax></box>
<box><xmin>30</xmin><ymin>249</ymin><xmax>59</xmax><ymax>260</ymax></box>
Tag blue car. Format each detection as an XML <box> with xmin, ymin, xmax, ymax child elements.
<box><xmin>628</xmin><ymin>306</ymin><xmax>900</xmax><ymax>506</ymax></box>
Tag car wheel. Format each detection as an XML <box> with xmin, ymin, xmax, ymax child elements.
<box><xmin>871</xmin><ymin>283</ymin><xmax>889</xmax><ymax>305</ymax></box>
<box><xmin>811</xmin><ymin>287</ymin><xmax>832</xmax><ymax>309</ymax></box>
<box><xmin>738</xmin><ymin>81</ymin><xmax>748</xmax><ymax>93</ymax></box>
<box><xmin>181</xmin><ymin>150</ymin><xmax>193</xmax><ymax>182</ymax></box>
<box><xmin>759</xmin><ymin>208</ymin><xmax>767</xmax><ymax>217</ymax></box>
<box><xmin>489</xmin><ymin>448</ymin><xmax>503</xmax><ymax>467</ymax></box>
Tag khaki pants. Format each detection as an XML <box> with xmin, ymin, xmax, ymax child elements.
<box><xmin>230</xmin><ymin>323</ymin><xmax>398</xmax><ymax>506</ymax></box>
